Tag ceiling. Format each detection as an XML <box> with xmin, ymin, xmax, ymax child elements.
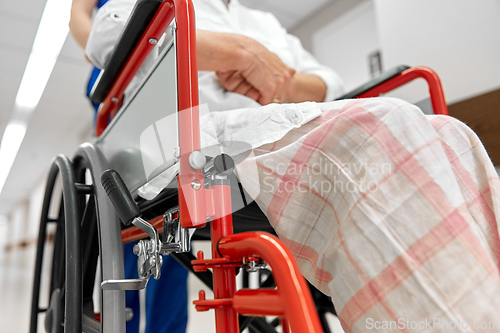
<box><xmin>0</xmin><ymin>0</ymin><xmax>332</xmax><ymax>215</ymax></box>
<box><xmin>240</xmin><ymin>0</ymin><xmax>331</xmax><ymax>30</ymax></box>
<box><xmin>0</xmin><ymin>0</ymin><xmax>94</xmax><ymax>215</ymax></box>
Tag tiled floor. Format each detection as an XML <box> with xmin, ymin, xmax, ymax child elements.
<box><xmin>0</xmin><ymin>241</ymin><xmax>344</xmax><ymax>333</ymax></box>
<box><xmin>0</xmin><ymin>247</ymin><xmax>40</xmax><ymax>332</ymax></box>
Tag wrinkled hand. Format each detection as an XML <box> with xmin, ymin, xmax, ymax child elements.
<box><xmin>216</xmin><ymin>70</ymin><xmax>261</xmax><ymax>102</ymax></box>
<box><xmin>219</xmin><ymin>38</ymin><xmax>295</xmax><ymax>105</ymax></box>
<box><xmin>240</xmin><ymin>40</ymin><xmax>295</xmax><ymax>104</ymax></box>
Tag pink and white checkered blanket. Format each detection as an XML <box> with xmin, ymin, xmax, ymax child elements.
<box><xmin>236</xmin><ymin>98</ymin><xmax>500</xmax><ymax>332</ymax></box>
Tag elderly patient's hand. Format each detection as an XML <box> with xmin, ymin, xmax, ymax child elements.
<box><xmin>197</xmin><ymin>30</ymin><xmax>295</xmax><ymax>105</ymax></box>
<box><xmin>233</xmin><ymin>37</ymin><xmax>295</xmax><ymax>105</ymax></box>
<box><xmin>216</xmin><ymin>70</ymin><xmax>262</xmax><ymax>102</ymax></box>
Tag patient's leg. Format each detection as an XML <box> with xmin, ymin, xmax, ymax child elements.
<box><xmin>428</xmin><ymin>114</ymin><xmax>500</xmax><ymax>263</ymax></box>
<box><xmin>237</xmin><ymin>97</ymin><xmax>500</xmax><ymax>333</ymax></box>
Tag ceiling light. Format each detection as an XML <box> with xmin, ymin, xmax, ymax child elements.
<box><xmin>14</xmin><ymin>0</ymin><xmax>71</xmax><ymax>110</ymax></box>
<box><xmin>0</xmin><ymin>122</ymin><xmax>27</xmax><ymax>192</ymax></box>
<box><xmin>15</xmin><ymin>52</ymin><xmax>59</xmax><ymax>109</ymax></box>
<box><xmin>0</xmin><ymin>0</ymin><xmax>71</xmax><ymax>195</ymax></box>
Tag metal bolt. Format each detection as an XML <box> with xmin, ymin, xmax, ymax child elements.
<box><xmin>133</xmin><ymin>243</ymin><xmax>141</xmax><ymax>255</ymax></box>
<box><xmin>149</xmin><ymin>256</ymin><xmax>156</xmax><ymax>266</ymax></box>
<box><xmin>191</xmin><ymin>180</ymin><xmax>202</xmax><ymax>191</ymax></box>
<box><xmin>111</xmin><ymin>97</ymin><xmax>119</xmax><ymax>103</ymax></box>
<box><xmin>149</xmin><ymin>38</ymin><xmax>157</xmax><ymax>45</ymax></box>
<box><xmin>189</xmin><ymin>151</ymin><xmax>206</xmax><ymax>169</ymax></box>
<box><xmin>244</xmin><ymin>260</ymin><xmax>258</xmax><ymax>273</ymax></box>
<box><xmin>125</xmin><ymin>307</ymin><xmax>134</xmax><ymax>321</ymax></box>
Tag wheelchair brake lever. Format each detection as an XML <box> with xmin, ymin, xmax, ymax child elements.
<box><xmin>132</xmin><ymin>217</ymin><xmax>162</xmax><ymax>281</ymax></box>
<box><xmin>100</xmin><ymin>219</ymin><xmax>162</xmax><ymax>291</ymax></box>
<box><xmin>100</xmin><ymin>169</ymin><xmax>163</xmax><ymax>290</ymax></box>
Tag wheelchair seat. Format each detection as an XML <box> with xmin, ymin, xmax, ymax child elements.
<box><xmin>137</xmin><ymin>184</ymin><xmax>276</xmax><ymax>240</ymax></box>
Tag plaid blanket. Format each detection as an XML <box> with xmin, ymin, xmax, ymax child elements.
<box><xmin>236</xmin><ymin>98</ymin><xmax>500</xmax><ymax>332</ymax></box>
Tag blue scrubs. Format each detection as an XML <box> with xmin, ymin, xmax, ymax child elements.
<box><xmin>123</xmin><ymin>243</ymin><xmax>188</xmax><ymax>333</ymax></box>
<box><xmin>86</xmin><ymin>1</ymin><xmax>188</xmax><ymax>332</ymax></box>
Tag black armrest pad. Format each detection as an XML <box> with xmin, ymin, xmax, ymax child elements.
<box><xmin>90</xmin><ymin>0</ymin><xmax>163</xmax><ymax>104</ymax></box>
<box><xmin>335</xmin><ymin>65</ymin><xmax>410</xmax><ymax>100</ymax></box>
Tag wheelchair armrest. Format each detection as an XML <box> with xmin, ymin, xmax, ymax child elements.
<box><xmin>335</xmin><ymin>65</ymin><xmax>448</xmax><ymax>115</ymax></box>
<box><xmin>335</xmin><ymin>65</ymin><xmax>410</xmax><ymax>100</ymax></box>
<box><xmin>89</xmin><ymin>0</ymin><xmax>163</xmax><ymax>104</ymax></box>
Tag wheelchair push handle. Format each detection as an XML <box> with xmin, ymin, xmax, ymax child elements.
<box><xmin>101</xmin><ymin>169</ymin><xmax>141</xmax><ymax>226</ymax></box>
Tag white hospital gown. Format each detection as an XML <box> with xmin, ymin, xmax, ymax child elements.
<box><xmin>86</xmin><ymin>1</ymin><xmax>500</xmax><ymax>332</ymax></box>
<box><xmin>191</xmin><ymin>0</ymin><xmax>344</xmax><ymax>111</ymax></box>
<box><xmin>86</xmin><ymin>0</ymin><xmax>344</xmax><ymax>112</ymax></box>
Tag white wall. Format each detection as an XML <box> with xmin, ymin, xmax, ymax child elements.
<box><xmin>6</xmin><ymin>201</ymin><xmax>29</xmax><ymax>263</ymax></box>
<box><xmin>374</xmin><ymin>0</ymin><xmax>500</xmax><ymax>104</ymax></box>
<box><xmin>9</xmin><ymin>201</ymin><xmax>29</xmax><ymax>245</ymax></box>
<box><xmin>312</xmin><ymin>1</ymin><xmax>380</xmax><ymax>92</ymax></box>
<box><xmin>27</xmin><ymin>179</ymin><xmax>45</xmax><ymax>240</ymax></box>
<box><xmin>310</xmin><ymin>0</ymin><xmax>500</xmax><ymax>105</ymax></box>
<box><xmin>0</xmin><ymin>216</ymin><xmax>8</xmax><ymax>263</ymax></box>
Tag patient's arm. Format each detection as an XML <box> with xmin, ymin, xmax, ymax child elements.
<box><xmin>69</xmin><ymin>0</ymin><xmax>97</xmax><ymax>59</ymax></box>
<box><xmin>216</xmin><ymin>71</ymin><xmax>326</xmax><ymax>104</ymax></box>
<box><xmin>197</xmin><ymin>30</ymin><xmax>296</xmax><ymax>105</ymax></box>
<box><xmin>197</xmin><ymin>30</ymin><xmax>327</xmax><ymax>104</ymax></box>
<box><xmin>287</xmin><ymin>73</ymin><xmax>327</xmax><ymax>103</ymax></box>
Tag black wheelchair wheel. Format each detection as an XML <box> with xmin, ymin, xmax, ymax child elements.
<box><xmin>30</xmin><ymin>154</ymin><xmax>102</xmax><ymax>333</ymax></box>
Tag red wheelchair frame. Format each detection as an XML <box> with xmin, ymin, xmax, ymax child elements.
<box><xmin>92</xmin><ymin>1</ymin><xmax>449</xmax><ymax>332</ymax></box>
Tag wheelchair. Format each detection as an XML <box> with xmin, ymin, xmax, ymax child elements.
<box><xmin>29</xmin><ymin>0</ymin><xmax>449</xmax><ymax>332</ymax></box>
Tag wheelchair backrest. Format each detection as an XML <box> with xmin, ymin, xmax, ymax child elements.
<box><xmin>95</xmin><ymin>38</ymin><xmax>178</xmax><ymax>193</ymax></box>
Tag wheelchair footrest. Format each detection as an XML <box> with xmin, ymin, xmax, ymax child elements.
<box><xmin>191</xmin><ymin>251</ymin><xmax>242</xmax><ymax>272</ymax></box>
<box><xmin>193</xmin><ymin>290</ymin><xmax>232</xmax><ymax>312</ymax></box>
<box><xmin>193</xmin><ymin>289</ymin><xmax>285</xmax><ymax>317</ymax></box>
<box><xmin>101</xmin><ymin>279</ymin><xmax>148</xmax><ymax>290</ymax></box>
